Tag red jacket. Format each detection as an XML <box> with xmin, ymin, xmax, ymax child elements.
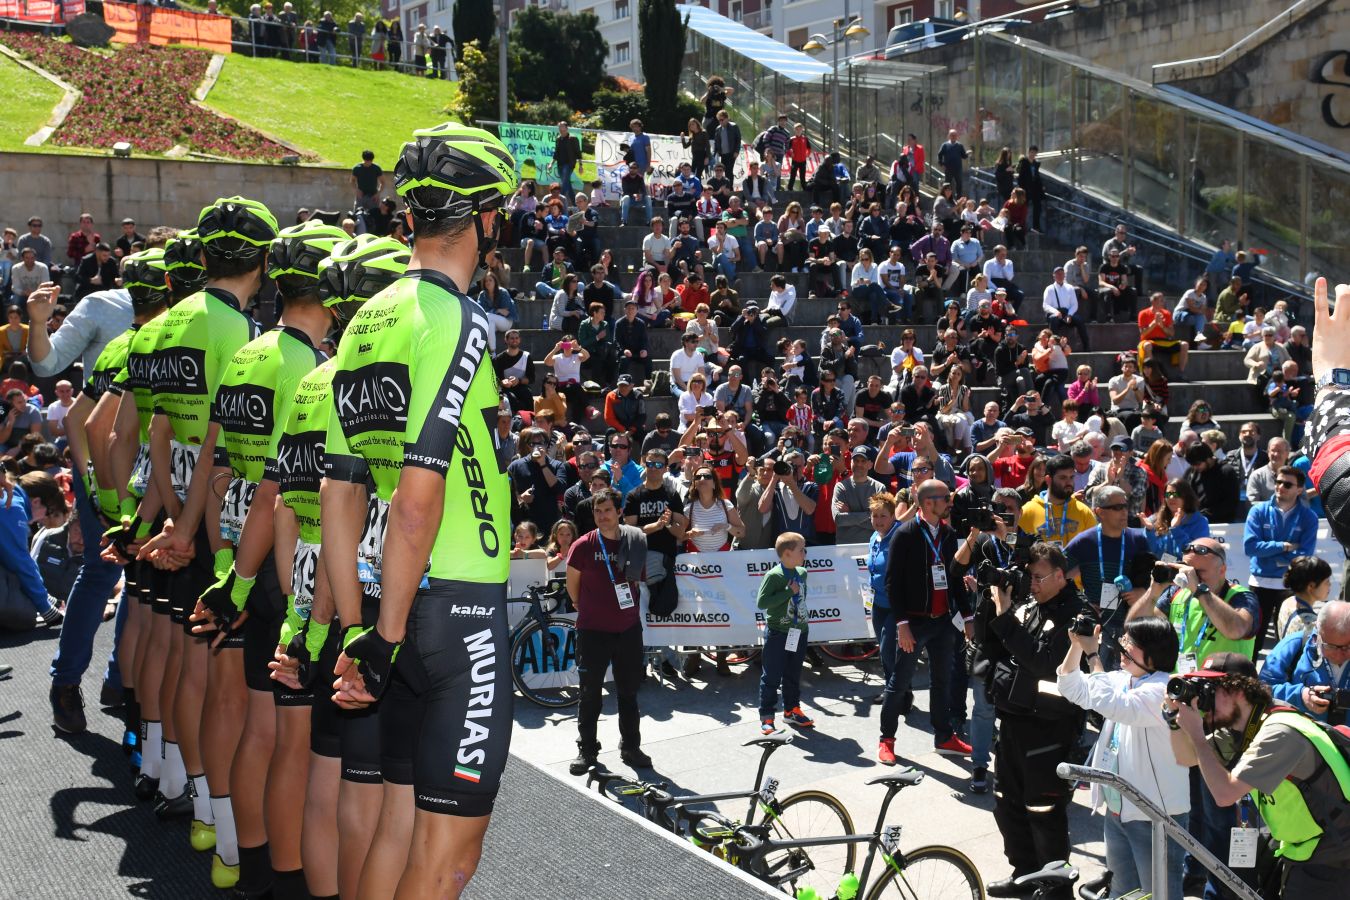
<box><xmin>789</xmin><ymin>135</ymin><xmax>811</xmax><ymax>163</ymax></box>
<box><xmin>66</xmin><ymin>229</ymin><xmax>100</xmax><ymax>264</ymax></box>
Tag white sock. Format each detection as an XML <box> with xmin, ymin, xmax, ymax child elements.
<box><xmin>161</xmin><ymin>741</ymin><xmax>187</xmax><ymax>797</ymax></box>
<box><xmin>141</xmin><ymin>721</ymin><xmax>163</xmax><ymax>779</ymax></box>
<box><xmin>191</xmin><ymin>775</ymin><xmax>213</xmax><ymax>824</ymax></box>
<box><xmin>210</xmin><ymin>795</ymin><xmax>239</xmax><ymax>866</ymax></box>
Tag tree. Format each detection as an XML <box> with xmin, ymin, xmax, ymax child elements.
<box><xmin>639</xmin><ymin>0</ymin><xmax>688</xmax><ymax>133</ymax></box>
<box><xmin>510</xmin><ymin>7</ymin><xmax>606</xmax><ymax>110</ymax></box>
<box><xmin>449</xmin><ymin>39</ymin><xmax>515</xmax><ymax>125</ymax></box>
<box><xmin>452</xmin><ymin>0</ymin><xmax>494</xmax><ymax>60</ymax></box>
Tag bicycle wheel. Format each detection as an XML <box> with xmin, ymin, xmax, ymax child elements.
<box><xmin>816</xmin><ymin>640</ymin><xmax>880</xmax><ymax>663</ymax></box>
<box><xmin>865</xmin><ymin>844</ymin><xmax>984</xmax><ymax>900</ymax></box>
<box><xmin>510</xmin><ymin>615</ymin><xmax>580</xmax><ymax>708</ymax></box>
<box><xmin>760</xmin><ymin>789</ymin><xmax>856</xmax><ymax>896</ymax></box>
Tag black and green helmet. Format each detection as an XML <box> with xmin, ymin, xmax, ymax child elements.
<box><xmin>394</xmin><ymin>122</ymin><xmax>518</xmax><ymax>220</ymax></box>
<box><xmin>268</xmin><ymin>221</ymin><xmax>350</xmax><ymax>282</ymax></box>
<box><xmin>317</xmin><ymin>234</ymin><xmax>410</xmax><ymax>325</ymax></box>
<box><xmin>162</xmin><ymin>229</ymin><xmax>208</xmax><ymax>298</ymax></box>
<box><xmin>121</xmin><ymin>248</ymin><xmax>169</xmax><ymax>306</ymax></box>
<box><xmin>196</xmin><ymin>195</ymin><xmax>279</xmax><ymax>259</ymax></box>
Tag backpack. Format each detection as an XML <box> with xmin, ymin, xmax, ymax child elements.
<box><xmin>648</xmin><ymin>553</ymin><xmax>679</xmax><ymax>617</ymax></box>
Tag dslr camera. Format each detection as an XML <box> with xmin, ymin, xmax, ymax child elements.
<box><xmin>1167</xmin><ymin>674</ymin><xmax>1219</xmax><ymax>712</ymax></box>
<box><xmin>1313</xmin><ymin>685</ymin><xmax>1350</xmax><ymax>712</ymax></box>
<box><xmin>1069</xmin><ymin>606</ymin><xmax>1100</xmax><ymax>637</ymax></box>
<box><xmin>773</xmin><ymin>459</ymin><xmax>792</xmax><ymax>476</ymax></box>
<box><xmin>978</xmin><ymin>559</ymin><xmax>1029</xmax><ymax>598</ymax></box>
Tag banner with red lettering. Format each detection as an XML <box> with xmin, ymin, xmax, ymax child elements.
<box><xmin>103</xmin><ymin>1</ymin><xmax>233</xmax><ymax>54</ymax></box>
<box><xmin>0</xmin><ymin>0</ymin><xmax>73</xmax><ymax>23</ymax></box>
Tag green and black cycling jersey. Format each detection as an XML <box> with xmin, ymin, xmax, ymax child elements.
<box><xmin>272</xmin><ymin>359</ymin><xmax>333</xmax><ymax>547</ymax></box>
<box><xmin>150</xmin><ymin>287</ymin><xmax>260</xmax><ymax>448</ymax></box>
<box><xmin>83</xmin><ymin>326</ymin><xmax>137</xmax><ymax>404</ymax></box>
<box><xmin>108</xmin><ymin>313</ymin><xmax>168</xmax><ymax>498</ymax></box>
<box><xmin>212</xmin><ymin>326</ymin><xmax>325</xmax><ymax>544</ymax></box>
<box><xmin>325</xmin><ymin>269</ymin><xmax>510</xmax><ymax>586</ymax></box>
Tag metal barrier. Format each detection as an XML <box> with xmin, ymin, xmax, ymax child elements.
<box><xmin>223</xmin><ymin>16</ymin><xmax>456</xmax><ymax>80</ymax></box>
<box><xmin>1057</xmin><ymin>762</ymin><xmax>1263</xmax><ymax>900</ymax></box>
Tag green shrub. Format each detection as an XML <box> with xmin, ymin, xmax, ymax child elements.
<box><xmin>592</xmin><ymin>88</ymin><xmax>649</xmax><ymax>130</ymax></box>
<box><xmin>515</xmin><ymin>96</ymin><xmax>576</xmax><ymax>127</ymax></box>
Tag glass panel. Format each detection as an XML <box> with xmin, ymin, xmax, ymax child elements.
<box><xmin>1127</xmin><ymin>94</ymin><xmax>1180</xmax><ymax>228</ymax></box>
<box><xmin>976</xmin><ymin>35</ymin><xmax>1023</xmax><ymax>169</ymax></box>
<box><xmin>1182</xmin><ymin>114</ymin><xmax>1241</xmax><ymax>250</ymax></box>
<box><xmin>1243</xmin><ymin>140</ymin><xmax>1303</xmax><ymax>282</ymax></box>
<box><xmin>1308</xmin><ymin>164</ymin><xmax>1350</xmax><ymax>286</ymax></box>
<box><xmin>1076</xmin><ymin>72</ymin><xmax>1127</xmax><ymax>206</ymax></box>
<box><xmin>1029</xmin><ymin>55</ymin><xmax>1075</xmax><ymax>183</ymax></box>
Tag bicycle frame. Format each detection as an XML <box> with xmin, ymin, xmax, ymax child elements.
<box><xmin>747</xmin><ymin>780</ymin><xmax>910</xmax><ymax>892</ymax></box>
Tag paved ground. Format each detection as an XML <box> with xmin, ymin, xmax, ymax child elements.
<box><xmin>2</xmin><ymin>618</ymin><xmax>1148</xmax><ymax>897</ymax></box>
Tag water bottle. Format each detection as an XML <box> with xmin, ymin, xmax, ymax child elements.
<box><xmin>541</xmin><ymin>316</ymin><xmax>549</xmax><ymax>330</ymax></box>
<box><xmin>836</xmin><ymin>873</ymin><xmax>860</xmax><ymax>900</ymax></box>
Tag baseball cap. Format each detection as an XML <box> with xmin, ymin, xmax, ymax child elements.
<box><xmin>1191</xmin><ymin>652</ymin><xmax>1258</xmax><ymax>679</ymax></box>
<box><xmin>744</xmin><ymin>303</ymin><xmax>760</xmax><ymax>313</ymax></box>
<box><xmin>1110</xmin><ymin>436</ymin><xmax>1132</xmax><ymax>452</ymax></box>
<box><xmin>624</xmin><ymin>297</ymin><xmax>638</xmax><ymax>306</ymax></box>
<box><xmin>1053</xmin><ymin>265</ymin><xmax>1065</xmax><ymax>274</ymax></box>
<box><xmin>960</xmin><ymin>223</ymin><xmax>973</xmax><ymax>231</ymax></box>
<box><xmin>122</xmin><ymin>217</ymin><xmax>136</xmax><ymax>225</ymax></box>
<box><xmin>850</xmin><ymin>446</ymin><xmax>874</xmax><ymax>460</ymax></box>
<box><xmin>995</xmin><ymin>287</ymin><xmax>1008</xmax><ymax>295</ymax></box>
<box><xmin>617</xmin><ymin>374</ymin><xmax>634</xmax><ymax>385</ymax></box>
<box><xmin>1015</xmin><ymin>426</ymin><xmax>1035</xmax><ymax>438</ymax></box>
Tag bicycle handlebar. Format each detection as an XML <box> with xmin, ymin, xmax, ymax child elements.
<box><xmin>687</xmin><ymin>810</ymin><xmax>764</xmax><ymax>857</ymax></box>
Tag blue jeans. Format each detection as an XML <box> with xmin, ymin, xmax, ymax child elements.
<box><xmin>1105</xmin><ymin>811</ymin><xmax>1188</xmax><ymax>900</ymax></box>
<box><xmin>534</xmin><ymin>281</ymin><xmax>560</xmax><ymax>301</ymax></box>
<box><xmin>879</xmin><ymin>614</ymin><xmax>955</xmax><ymax>742</ymax></box>
<box><xmin>1176</xmin><ymin>311</ymin><xmax>1207</xmax><ymax>339</ymax></box>
<box><xmin>558</xmin><ymin>164</ymin><xmax>576</xmax><ymax>201</ymax></box>
<box><xmin>970</xmin><ymin>682</ymin><xmax>996</xmax><ymax>768</ymax></box>
<box><xmin>759</xmin><ymin>629</ymin><xmax>806</xmax><ymax>719</ymax></box>
<box><xmin>319</xmin><ymin>43</ymin><xmax>336</xmax><ymax>65</ymax></box>
<box><xmin>736</xmin><ymin>236</ymin><xmax>755</xmax><ymax>272</ymax></box>
<box><xmin>713</xmin><ymin>253</ymin><xmax>737</xmax><ymax>281</ymax></box>
<box><xmin>873</xmin><ymin>604</ymin><xmax>897</xmax><ymax>687</ymax></box>
<box><xmin>620</xmin><ymin>195</ymin><xmax>652</xmax><ymax>226</ymax></box>
<box><xmin>852</xmin><ymin>283</ymin><xmax>887</xmax><ymax>324</ymax></box>
<box><xmin>50</xmin><ymin>471</ymin><xmax>125</xmax><ymax>688</ymax></box>
<box><xmin>883</xmin><ymin>287</ymin><xmax>912</xmax><ymax>321</ymax></box>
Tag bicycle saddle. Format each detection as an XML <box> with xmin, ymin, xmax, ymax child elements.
<box><xmin>865</xmin><ymin>770</ymin><xmax>924</xmax><ymax>789</ymax></box>
<box><xmin>1014</xmin><ymin>861</ymin><xmax>1079</xmax><ymax>889</ymax></box>
<box><xmin>742</xmin><ymin>734</ymin><xmax>793</xmax><ymax>749</ymax></box>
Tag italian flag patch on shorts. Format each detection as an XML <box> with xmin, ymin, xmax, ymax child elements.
<box><xmin>454</xmin><ymin>765</ymin><xmax>481</xmax><ymax>783</ymax></box>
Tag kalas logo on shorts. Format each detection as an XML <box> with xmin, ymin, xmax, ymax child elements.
<box><xmin>333</xmin><ymin>362</ymin><xmax>411</xmax><ymax>435</ymax></box>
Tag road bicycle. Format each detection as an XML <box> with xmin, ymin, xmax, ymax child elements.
<box><xmin>695</xmin><ymin>769</ymin><xmax>984</xmax><ymax>899</ymax></box>
<box><xmin>586</xmin><ymin>734</ymin><xmax>852</xmax><ymax>871</ymax></box>
<box><xmin>507</xmin><ymin>582</ymin><xmax>579</xmax><ymax>708</ymax></box>
<box><xmin>1009</xmin><ymin>862</ymin><xmax>1141</xmax><ymax>900</ymax></box>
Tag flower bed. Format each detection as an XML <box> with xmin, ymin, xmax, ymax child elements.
<box><xmin>0</xmin><ymin>33</ymin><xmax>301</xmax><ymax>161</ymax></box>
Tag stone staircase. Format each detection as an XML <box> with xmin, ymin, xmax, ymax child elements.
<box><xmin>500</xmin><ymin>191</ymin><xmax>1279</xmax><ymax>444</ymax></box>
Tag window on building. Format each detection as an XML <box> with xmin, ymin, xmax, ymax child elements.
<box><xmin>614</xmin><ymin>41</ymin><xmax>630</xmax><ymax>64</ymax></box>
<box><xmin>435</xmin><ymin>0</ymin><xmax>446</xmax><ymax>10</ymax></box>
<box><xmin>787</xmin><ymin>27</ymin><xmax>807</xmax><ymax>49</ymax></box>
<box><xmin>615</xmin><ymin>0</ymin><xmax>629</xmax><ymax>19</ymax></box>
<box><xmin>728</xmin><ymin>0</ymin><xmax>742</xmax><ymax>22</ymax></box>
<box><xmin>886</xmin><ymin>4</ymin><xmax>913</xmax><ymax>30</ymax></box>
<box><xmin>936</xmin><ymin>0</ymin><xmax>955</xmax><ymax>18</ymax></box>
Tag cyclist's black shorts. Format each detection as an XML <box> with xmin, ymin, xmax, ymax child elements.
<box><xmin>378</xmin><ymin>579</ymin><xmax>513</xmax><ymax>817</ymax></box>
<box><xmin>340</xmin><ymin>593</ymin><xmax>388</xmax><ymax>784</ymax></box>
<box><xmin>171</xmin><ymin>522</ymin><xmax>216</xmax><ymax>631</ymax></box>
<box><xmin>310</xmin><ymin>623</ymin><xmax>343</xmax><ymax>758</ymax></box>
<box><xmin>148</xmin><ymin>562</ymin><xmax>174</xmax><ymax>614</ymax></box>
<box><xmin>241</xmin><ymin>553</ymin><xmax>286</xmax><ymax>693</ymax></box>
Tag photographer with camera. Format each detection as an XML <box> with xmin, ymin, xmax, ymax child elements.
<box><xmin>1056</xmin><ymin>617</ymin><xmax>1190</xmax><ymax>900</ymax></box>
<box><xmin>1066</xmin><ymin>486</ymin><xmax>1150</xmax><ymax>671</ymax></box>
<box><xmin>876</xmin><ymin>479</ymin><xmax>974</xmax><ymax>766</ymax></box>
<box><xmin>1166</xmin><ymin>652</ymin><xmax>1350</xmax><ymax>899</ymax></box>
<box><xmin>980</xmin><ymin>542</ymin><xmax>1085</xmax><ymax>898</ymax></box>
<box><xmin>1260</xmin><ymin>600</ymin><xmax>1350</xmax><ymax>726</ymax></box>
<box><xmin>957</xmin><ymin>487</ymin><xmax>1034</xmax><ymax>794</ymax></box>
<box><xmin>1019</xmin><ymin>454</ymin><xmax>1098</xmax><ymax>547</ymax></box>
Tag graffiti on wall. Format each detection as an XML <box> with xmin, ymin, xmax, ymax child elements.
<box><xmin>1312</xmin><ymin>50</ymin><xmax>1350</xmax><ymax>128</ymax></box>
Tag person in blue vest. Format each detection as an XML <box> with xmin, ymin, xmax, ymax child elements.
<box><xmin>1242</xmin><ymin>465</ymin><xmax>1319</xmax><ymax>654</ymax></box>
<box><xmin>1260</xmin><ymin>600</ymin><xmax>1350</xmax><ymax>725</ymax></box>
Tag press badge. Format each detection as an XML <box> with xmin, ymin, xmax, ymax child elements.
<box><xmin>931</xmin><ymin>565</ymin><xmax>948</xmax><ymax>590</ymax></box>
<box><xmin>785</xmin><ymin>627</ymin><xmax>802</xmax><ymax>653</ymax></box>
<box><xmin>1229</xmin><ymin>827</ymin><xmax>1257</xmax><ymax>868</ymax></box>
<box><xmin>1177</xmin><ymin>653</ymin><xmax>1198</xmax><ymax>674</ymax></box>
<box><xmin>614</xmin><ymin>582</ymin><xmax>635</xmax><ymax>610</ymax></box>
<box><xmin>1099</xmin><ymin>583</ymin><xmax>1120</xmax><ymax>610</ymax></box>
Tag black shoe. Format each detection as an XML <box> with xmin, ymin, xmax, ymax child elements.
<box><xmin>568</xmin><ymin>750</ymin><xmax>598</xmax><ymax>777</ymax></box>
<box><xmin>986</xmin><ymin>877</ymin><xmax>1037</xmax><ymax>898</ymax></box>
<box><xmin>50</xmin><ymin>683</ymin><xmax>87</xmax><ymax>734</ymax></box>
<box><xmin>100</xmin><ymin>679</ymin><xmax>125</xmax><ymax>710</ymax></box>
<box><xmin>970</xmin><ymin>767</ymin><xmax>989</xmax><ymax>794</ymax></box>
<box><xmin>658</xmin><ymin>661</ymin><xmax>678</xmax><ymax>679</ymax></box>
<box><xmin>154</xmin><ymin>789</ymin><xmax>193</xmax><ymax>820</ymax></box>
<box><xmin>134</xmin><ymin>773</ymin><xmax>160</xmax><ymax>802</ymax></box>
<box><xmin>621</xmin><ymin>748</ymin><xmax>654</xmax><ymax>769</ymax></box>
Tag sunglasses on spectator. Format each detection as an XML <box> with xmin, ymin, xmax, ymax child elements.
<box><xmin>610</xmin><ymin>443</ymin><xmax>630</xmax><ymax>450</ymax></box>
<box><xmin>578</xmin><ymin>462</ymin><xmax>598</xmax><ymax>470</ymax></box>
<box><xmin>911</xmin><ymin>465</ymin><xmax>933</xmax><ymax>474</ymax></box>
<box><xmin>1276</xmin><ymin>480</ymin><xmax>1299</xmax><ymax>489</ymax></box>
<box><xmin>646</xmin><ymin>461</ymin><xmax>667</xmax><ymax>469</ymax></box>
<box><xmin>1164</xmin><ymin>491</ymin><xmax>1181</xmax><ymax>498</ymax></box>
<box><xmin>695</xmin><ymin>474</ymin><xmax>717</xmax><ymax>481</ymax></box>
<box><xmin>1183</xmin><ymin>543</ymin><xmax>1223</xmax><ymax>558</ymax></box>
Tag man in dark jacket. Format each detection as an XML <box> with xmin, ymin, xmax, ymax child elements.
<box><xmin>1016</xmin><ymin>145</ymin><xmax>1046</xmax><ymax>233</ymax></box>
<box><xmin>553</xmin><ymin>121</ymin><xmax>583</xmax><ymax>204</ymax></box>
<box><xmin>937</xmin><ymin>130</ymin><xmax>969</xmax><ymax>197</ymax></box>
<box><xmin>879</xmin><ymin>479</ymin><xmax>974</xmax><ymax>764</ymax></box>
<box><xmin>1184</xmin><ymin>443</ymin><xmax>1241</xmax><ymax>523</ymax></box>
<box><xmin>981</xmin><ymin>541</ymin><xmax>1084</xmax><ymax>898</ymax></box>
<box><xmin>614</xmin><ymin>298</ymin><xmax>651</xmax><ymax>382</ymax></box>
<box><xmin>712</xmin><ymin>110</ymin><xmax>743</xmax><ymax>178</ymax></box>
<box><xmin>74</xmin><ymin>243</ymin><xmax>118</xmax><ymax>301</ymax></box>
<box><xmin>729</xmin><ymin>304</ymin><xmax>771</xmax><ymax>374</ymax></box>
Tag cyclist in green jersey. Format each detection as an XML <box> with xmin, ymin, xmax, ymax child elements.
<box><xmin>170</xmin><ymin>220</ymin><xmax>345</xmax><ymax>899</ymax></box>
<box><xmin>102</xmin><ymin>235</ymin><xmax>208</xmax><ymax>820</ymax></box>
<box><xmin>133</xmin><ymin>197</ymin><xmax>279</xmax><ymax>891</ymax></box>
<box><xmin>53</xmin><ymin>248</ymin><xmax>170</xmax><ymax>751</ymax></box>
<box><xmin>269</xmin><ymin>235</ymin><xmax>409</xmax><ymax>900</ymax></box>
<box><xmin>323</xmin><ymin>123</ymin><xmax>516</xmax><ymax>899</ymax></box>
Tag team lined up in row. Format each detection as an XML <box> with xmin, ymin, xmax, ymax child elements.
<box><xmin>72</xmin><ymin>124</ymin><xmax>524</xmax><ymax>899</ymax></box>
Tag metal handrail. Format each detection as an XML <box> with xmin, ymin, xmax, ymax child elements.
<box><xmin>1057</xmin><ymin>763</ymin><xmax>1263</xmax><ymax>900</ymax></box>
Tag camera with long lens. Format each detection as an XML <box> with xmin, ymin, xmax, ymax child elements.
<box><xmin>1314</xmin><ymin>686</ymin><xmax>1350</xmax><ymax>712</ymax></box>
<box><xmin>1167</xmin><ymin>675</ymin><xmax>1219</xmax><ymax>712</ymax></box>
<box><xmin>977</xmin><ymin>559</ymin><xmax>1029</xmax><ymax>598</ymax></box>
